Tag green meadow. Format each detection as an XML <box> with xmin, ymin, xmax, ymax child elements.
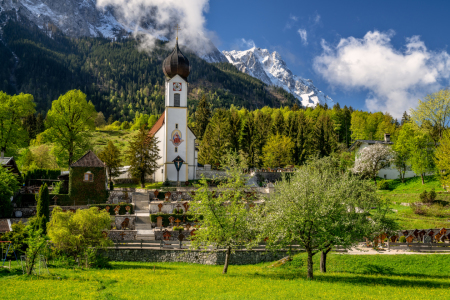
<box><xmin>1</xmin><ymin>254</ymin><xmax>449</xmax><ymax>300</ymax></box>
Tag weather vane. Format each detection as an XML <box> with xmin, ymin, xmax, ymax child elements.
<box><xmin>175</xmin><ymin>24</ymin><xmax>181</xmax><ymax>40</ymax></box>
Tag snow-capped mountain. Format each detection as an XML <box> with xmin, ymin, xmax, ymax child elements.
<box><xmin>223</xmin><ymin>47</ymin><xmax>333</xmax><ymax>107</ymax></box>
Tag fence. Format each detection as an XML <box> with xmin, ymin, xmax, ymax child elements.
<box><xmin>388</xmin><ymin>242</ymin><xmax>450</xmax><ymax>252</ymax></box>
<box><xmin>112</xmin><ymin>240</ymin><xmax>348</xmax><ymax>252</ymax></box>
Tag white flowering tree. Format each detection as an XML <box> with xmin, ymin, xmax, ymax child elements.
<box><xmin>352</xmin><ymin>143</ymin><xmax>393</xmax><ymax>184</ymax></box>
<box><xmin>259</xmin><ymin>157</ymin><xmax>389</xmax><ymax>280</ymax></box>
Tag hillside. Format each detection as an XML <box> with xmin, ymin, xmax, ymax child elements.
<box><xmin>0</xmin><ymin>21</ymin><xmax>296</xmax><ymax>121</ymax></box>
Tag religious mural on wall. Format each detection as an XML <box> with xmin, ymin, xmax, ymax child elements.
<box><xmin>171</xmin><ymin>129</ymin><xmax>184</xmax><ymax>146</ymax></box>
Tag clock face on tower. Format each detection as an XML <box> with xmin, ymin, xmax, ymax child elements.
<box><xmin>173</xmin><ymin>82</ymin><xmax>182</xmax><ymax>91</ymax></box>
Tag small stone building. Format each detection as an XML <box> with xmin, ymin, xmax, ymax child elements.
<box><xmin>69</xmin><ymin>151</ymin><xmax>108</xmax><ymax>204</ymax></box>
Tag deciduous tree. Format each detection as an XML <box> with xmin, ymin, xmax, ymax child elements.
<box><xmin>352</xmin><ymin>143</ymin><xmax>393</xmax><ymax>184</ymax></box>
<box><xmin>98</xmin><ymin>141</ymin><xmax>122</xmax><ymax>190</ymax></box>
<box><xmin>262</xmin><ymin>134</ymin><xmax>294</xmax><ymax>168</ymax></box>
<box><xmin>43</xmin><ymin>90</ymin><xmax>96</xmax><ymax>167</ymax></box>
<box><xmin>189</xmin><ymin>152</ymin><xmax>255</xmax><ymax>274</ymax></box>
<box><xmin>0</xmin><ymin>92</ymin><xmax>35</xmax><ymax>157</ymax></box>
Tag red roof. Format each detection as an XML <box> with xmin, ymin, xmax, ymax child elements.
<box><xmin>149</xmin><ymin>112</ymin><xmax>165</xmax><ymax>136</ymax></box>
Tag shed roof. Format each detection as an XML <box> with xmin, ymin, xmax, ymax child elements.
<box><xmin>0</xmin><ymin>219</ymin><xmax>11</xmax><ymax>233</ymax></box>
<box><xmin>70</xmin><ymin>151</ymin><xmax>105</xmax><ymax>168</ymax></box>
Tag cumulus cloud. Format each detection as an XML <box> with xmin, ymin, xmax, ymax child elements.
<box><xmin>96</xmin><ymin>0</ymin><xmax>215</xmax><ymax>54</ymax></box>
<box><xmin>298</xmin><ymin>29</ymin><xmax>308</xmax><ymax>45</ymax></box>
<box><xmin>313</xmin><ymin>31</ymin><xmax>450</xmax><ymax>118</ymax></box>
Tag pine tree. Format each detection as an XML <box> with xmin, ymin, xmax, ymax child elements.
<box><xmin>198</xmin><ymin>109</ymin><xmax>231</xmax><ymax>167</ymax></box>
<box><xmin>36</xmin><ymin>183</ymin><xmax>49</xmax><ymax>234</ymax></box>
<box><xmin>194</xmin><ymin>95</ymin><xmax>211</xmax><ymax>140</ymax></box>
<box><xmin>313</xmin><ymin>114</ymin><xmax>337</xmax><ymax>158</ymax></box>
<box><xmin>297</xmin><ymin>112</ymin><xmax>311</xmax><ymax>165</ymax></box>
<box><xmin>98</xmin><ymin>141</ymin><xmax>122</xmax><ymax>190</ymax></box>
<box><xmin>229</xmin><ymin>109</ymin><xmax>242</xmax><ymax>152</ymax></box>
<box><xmin>401</xmin><ymin>111</ymin><xmax>410</xmax><ymax>125</ymax></box>
<box><xmin>125</xmin><ymin>126</ymin><xmax>161</xmax><ymax>188</ymax></box>
<box><xmin>271</xmin><ymin>110</ymin><xmax>285</xmax><ymax>135</ymax></box>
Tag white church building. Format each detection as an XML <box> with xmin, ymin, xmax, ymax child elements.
<box><xmin>149</xmin><ymin>38</ymin><xmax>198</xmax><ymax>183</ymax></box>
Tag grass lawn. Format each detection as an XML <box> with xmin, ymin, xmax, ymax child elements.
<box><xmin>376</xmin><ymin>176</ymin><xmax>450</xmax><ymax>229</ymax></box>
<box><xmin>1</xmin><ymin>254</ymin><xmax>449</xmax><ymax>299</ymax></box>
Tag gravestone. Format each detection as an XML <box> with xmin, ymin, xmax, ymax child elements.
<box><xmin>158</xmin><ymin>203</ymin><xmax>163</xmax><ymax>212</ymax></box>
<box><xmin>175</xmin><ymin>219</ymin><xmax>182</xmax><ymax>227</ymax></box>
<box><xmin>119</xmin><ymin>232</ymin><xmax>126</xmax><ymax>240</ymax></box>
<box><xmin>168</xmin><ymin>216</ymin><xmax>175</xmax><ymax>226</ymax></box>
<box><xmin>156</xmin><ymin>216</ymin><xmax>163</xmax><ymax>228</ymax></box>
<box><xmin>121</xmin><ymin>218</ymin><xmax>130</xmax><ymax>230</ymax></box>
<box><xmin>183</xmin><ymin>202</ymin><xmax>190</xmax><ymax>212</ymax></box>
<box><xmin>165</xmin><ymin>192</ymin><xmax>171</xmax><ymax>202</ymax></box>
<box><xmin>105</xmin><ymin>206</ymin><xmax>110</xmax><ymax>212</ymax></box>
<box><xmin>163</xmin><ymin>230</ymin><xmax>171</xmax><ymax>241</ymax></box>
<box><xmin>185</xmin><ymin>223</ymin><xmax>191</xmax><ymax>231</ymax></box>
<box><xmin>154</xmin><ymin>190</ymin><xmax>159</xmax><ymax>198</ymax></box>
<box><xmin>114</xmin><ymin>205</ymin><xmax>120</xmax><ymax>215</ymax></box>
<box><xmin>423</xmin><ymin>235</ymin><xmax>432</xmax><ymax>243</ymax></box>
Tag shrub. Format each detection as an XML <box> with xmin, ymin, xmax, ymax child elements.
<box><xmin>419</xmin><ymin>190</ymin><xmax>428</xmax><ymax>202</ymax></box>
<box><xmin>429</xmin><ymin>189</ymin><xmax>437</xmax><ymax>202</ymax></box>
<box><xmin>411</xmin><ymin>203</ymin><xmax>426</xmax><ymax>215</ymax></box>
<box><xmin>377</xmin><ymin>180</ymin><xmax>390</xmax><ymax>190</ymax></box>
<box><xmin>399</xmin><ymin>236</ymin><xmax>406</xmax><ymax>243</ymax></box>
<box><xmin>173</xmin><ymin>226</ymin><xmax>184</xmax><ymax>231</ymax></box>
<box><xmin>419</xmin><ymin>189</ymin><xmax>436</xmax><ymax>204</ymax></box>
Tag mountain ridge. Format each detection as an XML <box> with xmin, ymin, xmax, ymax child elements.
<box><xmin>222</xmin><ymin>47</ymin><xmax>333</xmax><ymax>107</ymax></box>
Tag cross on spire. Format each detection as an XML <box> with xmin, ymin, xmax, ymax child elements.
<box><xmin>175</xmin><ymin>24</ymin><xmax>181</xmax><ymax>41</ymax></box>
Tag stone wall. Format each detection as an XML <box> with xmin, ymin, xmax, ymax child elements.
<box><xmin>108</xmin><ymin>230</ymin><xmax>137</xmax><ymax>241</ymax></box>
<box><xmin>13</xmin><ymin>205</ymin><xmax>89</xmax><ymax>218</ymax></box>
<box><xmin>102</xmin><ymin>249</ymin><xmax>297</xmax><ymax>265</ymax></box>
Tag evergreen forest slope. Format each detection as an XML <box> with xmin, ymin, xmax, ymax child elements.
<box><xmin>0</xmin><ymin>21</ymin><xmax>296</xmax><ymax>121</ymax></box>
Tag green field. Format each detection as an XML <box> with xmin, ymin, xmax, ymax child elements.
<box><xmin>377</xmin><ymin>176</ymin><xmax>450</xmax><ymax>229</ymax></box>
<box><xmin>1</xmin><ymin>254</ymin><xmax>449</xmax><ymax>299</ymax></box>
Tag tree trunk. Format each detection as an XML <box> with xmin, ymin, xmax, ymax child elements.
<box><xmin>306</xmin><ymin>249</ymin><xmax>314</xmax><ymax>280</ymax></box>
<box><xmin>0</xmin><ymin>150</ymin><xmax>4</xmax><ymax>159</ymax></box>
<box><xmin>320</xmin><ymin>247</ymin><xmax>332</xmax><ymax>273</ymax></box>
<box><xmin>373</xmin><ymin>176</ymin><xmax>377</xmax><ymax>185</ymax></box>
<box><xmin>223</xmin><ymin>246</ymin><xmax>231</xmax><ymax>274</ymax></box>
<box><xmin>421</xmin><ymin>173</ymin><xmax>424</xmax><ymax>185</ymax></box>
<box><xmin>140</xmin><ymin>174</ymin><xmax>145</xmax><ymax>188</ymax></box>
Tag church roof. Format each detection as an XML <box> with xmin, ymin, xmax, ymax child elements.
<box><xmin>149</xmin><ymin>112</ymin><xmax>165</xmax><ymax>136</ymax></box>
<box><xmin>162</xmin><ymin>39</ymin><xmax>190</xmax><ymax>81</ymax></box>
<box><xmin>71</xmin><ymin>150</ymin><xmax>105</xmax><ymax>168</ymax></box>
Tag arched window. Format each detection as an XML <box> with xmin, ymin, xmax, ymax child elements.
<box><xmin>174</xmin><ymin>93</ymin><xmax>180</xmax><ymax>107</ymax></box>
<box><xmin>84</xmin><ymin>171</ymin><xmax>94</xmax><ymax>182</ymax></box>
<box><xmin>175</xmin><ymin>147</ymin><xmax>178</xmax><ymax>153</ymax></box>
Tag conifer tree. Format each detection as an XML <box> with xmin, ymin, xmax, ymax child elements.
<box><xmin>125</xmin><ymin>126</ymin><xmax>161</xmax><ymax>187</ymax></box>
<box><xmin>198</xmin><ymin>109</ymin><xmax>231</xmax><ymax>167</ymax></box>
<box><xmin>98</xmin><ymin>141</ymin><xmax>122</xmax><ymax>190</ymax></box>
<box><xmin>36</xmin><ymin>183</ymin><xmax>50</xmax><ymax>234</ymax></box>
<box><xmin>194</xmin><ymin>95</ymin><xmax>211</xmax><ymax>140</ymax></box>
<box><xmin>313</xmin><ymin>114</ymin><xmax>337</xmax><ymax>157</ymax></box>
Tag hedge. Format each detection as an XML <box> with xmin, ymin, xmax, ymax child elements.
<box><xmin>23</xmin><ymin>169</ymin><xmax>61</xmax><ymax>181</ymax></box>
<box><xmin>90</xmin><ymin>203</ymin><xmax>134</xmax><ymax>215</ymax></box>
<box><xmin>150</xmin><ymin>213</ymin><xmax>200</xmax><ymax>227</ymax></box>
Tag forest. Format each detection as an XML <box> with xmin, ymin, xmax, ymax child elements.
<box><xmin>0</xmin><ymin>20</ymin><xmax>296</xmax><ymax>122</ymax></box>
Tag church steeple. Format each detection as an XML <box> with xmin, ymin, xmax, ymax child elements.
<box><xmin>162</xmin><ymin>28</ymin><xmax>190</xmax><ymax>81</ymax></box>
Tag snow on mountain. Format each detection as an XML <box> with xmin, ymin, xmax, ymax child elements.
<box><xmin>223</xmin><ymin>47</ymin><xmax>333</xmax><ymax>107</ymax></box>
<box><xmin>0</xmin><ymin>0</ymin><xmax>225</xmax><ymax>60</ymax></box>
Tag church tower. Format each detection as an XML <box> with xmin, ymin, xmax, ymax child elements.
<box><xmin>150</xmin><ymin>35</ymin><xmax>197</xmax><ymax>183</ymax></box>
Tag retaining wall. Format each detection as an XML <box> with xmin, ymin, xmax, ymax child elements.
<box><xmin>102</xmin><ymin>249</ymin><xmax>297</xmax><ymax>265</ymax></box>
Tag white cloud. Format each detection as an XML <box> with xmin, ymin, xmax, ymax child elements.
<box><xmin>298</xmin><ymin>29</ymin><xmax>307</xmax><ymax>45</ymax></box>
<box><xmin>240</xmin><ymin>38</ymin><xmax>256</xmax><ymax>49</ymax></box>
<box><xmin>290</xmin><ymin>14</ymin><xmax>298</xmax><ymax>22</ymax></box>
<box><xmin>313</xmin><ymin>13</ymin><xmax>320</xmax><ymax>24</ymax></box>
<box><xmin>313</xmin><ymin>31</ymin><xmax>450</xmax><ymax>118</ymax></box>
<box><xmin>96</xmin><ymin>0</ymin><xmax>215</xmax><ymax>53</ymax></box>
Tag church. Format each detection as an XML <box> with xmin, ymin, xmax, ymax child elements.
<box><xmin>149</xmin><ymin>37</ymin><xmax>198</xmax><ymax>183</ymax></box>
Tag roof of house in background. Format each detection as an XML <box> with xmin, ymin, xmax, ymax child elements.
<box><xmin>70</xmin><ymin>151</ymin><xmax>105</xmax><ymax>168</ymax></box>
<box><xmin>0</xmin><ymin>157</ymin><xmax>21</xmax><ymax>177</ymax></box>
<box><xmin>348</xmin><ymin>140</ymin><xmax>394</xmax><ymax>152</ymax></box>
<box><xmin>149</xmin><ymin>112</ymin><xmax>165</xmax><ymax>136</ymax></box>
<box><xmin>0</xmin><ymin>219</ymin><xmax>11</xmax><ymax>233</ymax></box>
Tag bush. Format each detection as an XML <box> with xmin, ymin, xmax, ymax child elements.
<box><xmin>411</xmin><ymin>203</ymin><xmax>426</xmax><ymax>215</ymax></box>
<box><xmin>173</xmin><ymin>226</ymin><xmax>184</xmax><ymax>231</ymax></box>
<box><xmin>377</xmin><ymin>180</ymin><xmax>390</xmax><ymax>190</ymax></box>
<box><xmin>419</xmin><ymin>189</ymin><xmax>436</xmax><ymax>204</ymax></box>
<box><xmin>399</xmin><ymin>236</ymin><xmax>406</xmax><ymax>243</ymax></box>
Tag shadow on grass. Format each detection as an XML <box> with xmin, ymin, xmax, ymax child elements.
<box><xmin>238</xmin><ymin>268</ymin><xmax>450</xmax><ymax>289</ymax></box>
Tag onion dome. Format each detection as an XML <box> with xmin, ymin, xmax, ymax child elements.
<box><xmin>162</xmin><ymin>39</ymin><xmax>190</xmax><ymax>80</ymax></box>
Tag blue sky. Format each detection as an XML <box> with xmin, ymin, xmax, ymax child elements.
<box><xmin>204</xmin><ymin>0</ymin><xmax>450</xmax><ymax>117</ymax></box>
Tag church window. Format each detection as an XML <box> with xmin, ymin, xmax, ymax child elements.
<box><xmin>175</xmin><ymin>147</ymin><xmax>178</xmax><ymax>153</ymax></box>
<box><xmin>174</xmin><ymin>93</ymin><xmax>180</xmax><ymax>107</ymax></box>
<box><xmin>84</xmin><ymin>172</ymin><xmax>94</xmax><ymax>182</ymax></box>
